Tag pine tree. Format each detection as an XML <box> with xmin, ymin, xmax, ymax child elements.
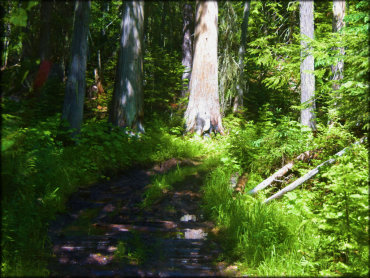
<box><xmin>181</xmin><ymin>2</ymin><xmax>193</xmax><ymax>97</ymax></box>
<box><xmin>61</xmin><ymin>0</ymin><xmax>91</xmax><ymax>134</ymax></box>
<box><xmin>109</xmin><ymin>1</ymin><xmax>144</xmax><ymax>132</ymax></box>
<box><xmin>331</xmin><ymin>0</ymin><xmax>345</xmax><ymax>89</ymax></box>
<box><xmin>185</xmin><ymin>1</ymin><xmax>224</xmax><ymax>135</ymax></box>
<box><xmin>299</xmin><ymin>0</ymin><xmax>316</xmax><ymax>130</ymax></box>
<box><xmin>233</xmin><ymin>0</ymin><xmax>251</xmax><ymax>113</ymax></box>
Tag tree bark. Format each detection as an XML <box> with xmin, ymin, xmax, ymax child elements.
<box><xmin>263</xmin><ymin>137</ymin><xmax>366</xmax><ymax>203</ymax></box>
<box><xmin>331</xmin><ymin>0</ymin><xmax>345</xmax><ymax>90</ymax></box>
<box><xmin>2</xmin><ymin>21</ymin><xmax>11</xmax><ymax>70</ymax></box>
<box><xmin>300</xmin><ymin>0</ymin><xmax>316</xmax><ymax>130</ymax></box>
<box><xmin>161</xmin><ymin>2</ymin><xmax>167</xmax><ymax>48</ymax></box>
<box><xmin>109</xmin><ymin>1</ymin><xmax>144</xmax><ymax>132</ymax></box>
<box><xmin>181</xmin><ymin>2</ymin><xmax>193</xmax><ymax>97</ymax></box>
<box><xmin>39</xmin><ymin>0</ymin><xmax>52</xmax><ymax>62</ymax></box>
<box><xmin>249</xmin><ymin>162</ymin><xmax>294</xmax><ymax>195</ymax></box>
<box><xmin>185</xmin><ymin>1</ymin><xmax>224</xmax><ymax>135</ymax></box>
<box><xmin>233</xmin><ymin>0</ymin><xmax>251</xmax><ymax>113</ymax></box>
<box><xmin>61</xmin><ymin>0</ymin><xmax>91</xmax><ymax>134</ymax></box>
<box><xmin>248</xmin><ymin>150</ymin><xmax>318</xmax><ymax>194</ymax></box>
<box><xmin>2</xmin><ymin>2</ymin><xmax>12</xmax><ymax>70</ymax></box>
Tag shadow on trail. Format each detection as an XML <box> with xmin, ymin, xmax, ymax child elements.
<box><xmin>48</xmin><ymin>160</ymin><xmax>225</xmax><ymax>277</ymax></box>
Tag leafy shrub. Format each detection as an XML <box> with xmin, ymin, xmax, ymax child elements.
<box><xmin>226</xmin><ymin>108</ymin><xmax>311</xmax><ymax>175</ymax></box>
<box><xmin>144</xmin><ymin>46</ymin><xmax>184</xmax><ymax>117</ymax></box>
<box><xmin>313</xmin><ymin>143</ymin><xmax>369</xmax><ymax>276</ymax></box>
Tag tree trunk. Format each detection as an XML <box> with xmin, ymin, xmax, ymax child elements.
<box><xmin>109</xmin><ymin>1</ymin><xmax>144</xmax><ymax>132</ymax></box>
<box><xmin>2</xmin><ymin>20</ymin><xmax>11</xmax><ymax>70</ymax></box>
<box><xmin>264</xmin><ymin>137</ymin><xmax>366</xmax><ymax>203</ymax></box>
<box><xmin>185</xmin><ymin>1</ymin><xmax>224</xmax><ymax>135</ymax></box>
<box><xmin>233</xmin><ymin>0</ymin><xmax>251</xmax><ymax>113</ymax></box>
<box><xmin>161</xmin><ymin>2</ymin><xmax>167</xmax><ymax>48</ymax></box>
<box><xmin>181</xmin><ymin>2</ymin><xmax>194</xmax><ymax>97</ymax></box>
<box><xmin>299</xmin><ymin>0</ymin><xmax>316</xmax><ymax>130</ymax></box>
<box><xmin>168</xmin><ymin>3</ymin><xmax>174</xmax><ymax>51</ymax></box>
<box><xmin>331</xmin><ymin>0</ymin><xmax>345</xmax><ymax>90</ymax></box>
<box><xmin>249</xmin><ymin>162</ymin><xmax>294</xmax><ymax>195</ymax></box>
<box><xmin>248</xmin><ymin>150</ymin><xmax>319</xmax><ymax>195</ymax></box>
<box><xmin>2</xmin><ymin>2</ymin><xmax>12</xmax><ymax>70</ymax></box>
<box><xmin>97</xmin><ymin>50</ymin><xmax>101</xmax><ymax>75</ymax></box>
<box><xmin>32</xmin><ymin>0</ymin><xmax>53</xmax><ymax>93</ymax></box>
<box><xmin>97</xmin><ymin>1</ymin><xmax>109</xmax><ymax>82</ymax></box>
<box><xmin>39</xmin><ymin>0</ymin><xmax>52</xmax><ymax>62</ymax></box>
<box><xmin>61</xmin><ymin>0</ymin><xmax>91</xmax><ymax>134</ymax></box>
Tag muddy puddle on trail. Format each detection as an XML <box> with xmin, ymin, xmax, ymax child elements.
<box><xmin>48</xmin><ymin>160</ymin><xmax>229</xmax><ymax>277</ymax></box>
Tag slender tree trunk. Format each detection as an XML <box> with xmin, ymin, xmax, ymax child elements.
<box><xmin>97</xmin><ymin>50</ymin><xmax>101</xmax><ymax>74</ymax></box>
<box><xmin>185</xmin><ymin>1</ymin><xmax>223</xmax><ymax>135</ymax></box>
<box><xmin>161</xmin><ymin>2</ymin><xmax>167</xmax><ymax>48</ymax></box>
<box><xmin>299</xmin><ymin>0</ymin><xmax>316</xmax><ymax>130</ymax></box>
<box><xmin>168</xmin><ymin>3</ymin><xmax>174</xmax><ymax>51</ymax></box>
<box><xmin>109</xmin><ymin>1</ymin><xmax>144</xmax><ymax>132</ymax></box>
<box><xmin>2</xmin><ymin>21</ymin><xmax>11</xmax><ymax>70</ymax></box>
<box><xmin>1</xmin><ymin>2</ymin><xmax>12</xmax><ymax>70</ymax></box>
<box><xmin>233</xmin><ymin>0</ymin><xmax>251</xmax><ymax>113</ymax></box>
<box><xmin>143</xmin><ymin>1</ymin><xmax>149</xmax><ymax>47</ymax></box>
<box><xmin>32</xmin><ymin>0</ymin><xmax>53</xmax><ymax>94</ymax></box>
<box><xmin>39</xmin><ymin>0</ymin><xmax>52</xmax><ymax>62</ymax></box>
<box><xmin>20</xmin><ymin>12</ymin><xmax>31</xmax><ymax>63</ymax></box>
<box><xmin>61</xmin><ymin>0</ymin><xmax>91</xmax><ymax>134</ymax></box>
<box><xmin>181</xmin><ymin>2</ymin><xmax>193</xmax><ymax>97</ymax></box>
<box><xmin>97</xmin><ymin>1</ymin><xmax>109</xmax><ymax>83</ymax></box>
<box><xmin>331</xmin><ymin>0</ymin><xmax>345</xmax><ymax>89</ymax></box>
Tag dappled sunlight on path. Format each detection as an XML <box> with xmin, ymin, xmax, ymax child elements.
<box><xmin>48</xmin><ymin>161</ymin><xmax>225</xmax><ymax>276</ymax></box>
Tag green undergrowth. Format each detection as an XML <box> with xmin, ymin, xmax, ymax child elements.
<box><xmin>2</xmin><ymin>108</ymin><xmax>368</xmax><ymax>276</ymax></box>
<box><xmin>201</xmin><ymin>117</ymin><xmax>368</xmax><ymax>276</ymax></box>
<box><xmin>140</xmin><ymin>156</ymin><xmax>222</xmax><ymax>209</ymax></box>
<box><xmin>1</xmin><ymin>114</ymin><xmax>210</xmax><ymax>276</ymax></box>
<box><xmin>202</xmin><ymin>166</ymin><xmax>320</xmax><ymax>275</ymax></box>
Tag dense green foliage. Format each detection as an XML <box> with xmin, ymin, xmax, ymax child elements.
<box><xmin>201</xmin><ymin>118</ymin><xmax>368</xmax><ymax>276</ymax></box>
<box><xmin>1</xmin><ymin>0</ymin><xmax>368</xmax><ymax>276</ymax></box>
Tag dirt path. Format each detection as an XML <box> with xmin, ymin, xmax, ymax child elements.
<box><xmin>48</xmin><ymin>160</ymin><xmax>226</xmax><ymax>276</ymax></box>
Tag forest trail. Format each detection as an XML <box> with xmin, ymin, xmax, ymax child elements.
<box><xmin>48</xmin><ymin>160</ymin><xmax>227</xmax><ymax>277</ymax></box>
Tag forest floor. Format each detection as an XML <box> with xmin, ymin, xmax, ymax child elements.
<box><xmin>48</xmin><ymin>159</ymin><xmax>232</xmax><ymax>277</ymax></box>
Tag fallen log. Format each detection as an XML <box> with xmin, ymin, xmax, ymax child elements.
<box><xmin>248</xmin><ymin>162</ymin><xmax>294</xmax><ymax>195</ymax></box>
<box><xmin>248</xmin><ymin>150</ymin><xmax>317</xmax><ymax>195</ymax></box>
<box><xmin>263</xmin><ymin>137</ymin><xmax>366</xmax><ymax>204</ymax></box>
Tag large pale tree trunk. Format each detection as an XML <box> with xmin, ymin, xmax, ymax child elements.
<box><xmin>299</xmin><ymin>0</ymin><xmax>316</xmax><ymax>130</ymax></box>
<box><xmin>109</xmin><ymin>1</ymin><xmax>144</xmax><ymax>132</ymax></box>
<box><xmin>185</xmin><ymin>1</ymin><xmax>224</xmax><ymax>135</ymax></box>
<box><xmin>331</xmin><ymin>0</ymin><xmax>345</xmax><ymax>89</ymax></box>
<box><xmin>61</xmin><ymin>0</ymin><xmax>91</xmax><ymax>134</ymax></box>
<box><xmin>233</xmin><ymin>0</ymin><xmax>251</xmax><ymax>113</ymax></box>
<box><xmin>181</xmin><ymin>2</ymin><xmax>193</xmax><ymax>97</ymax></box>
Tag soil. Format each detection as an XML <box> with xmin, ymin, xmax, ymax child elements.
<box><xmin>48</xmin><ymin>159</ymin><xmax>228</xmax><ymax>277</ymax></box>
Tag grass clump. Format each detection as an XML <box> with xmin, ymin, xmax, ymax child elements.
<box><xmin>141</xmin><ymin>156</ymin><xmax>221</xmax><ymax>209</ymax></box>
<box><xmin>202</xmin><ymin>166</ymin><xmax>311</xmax><ymax>275</ymax></box>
